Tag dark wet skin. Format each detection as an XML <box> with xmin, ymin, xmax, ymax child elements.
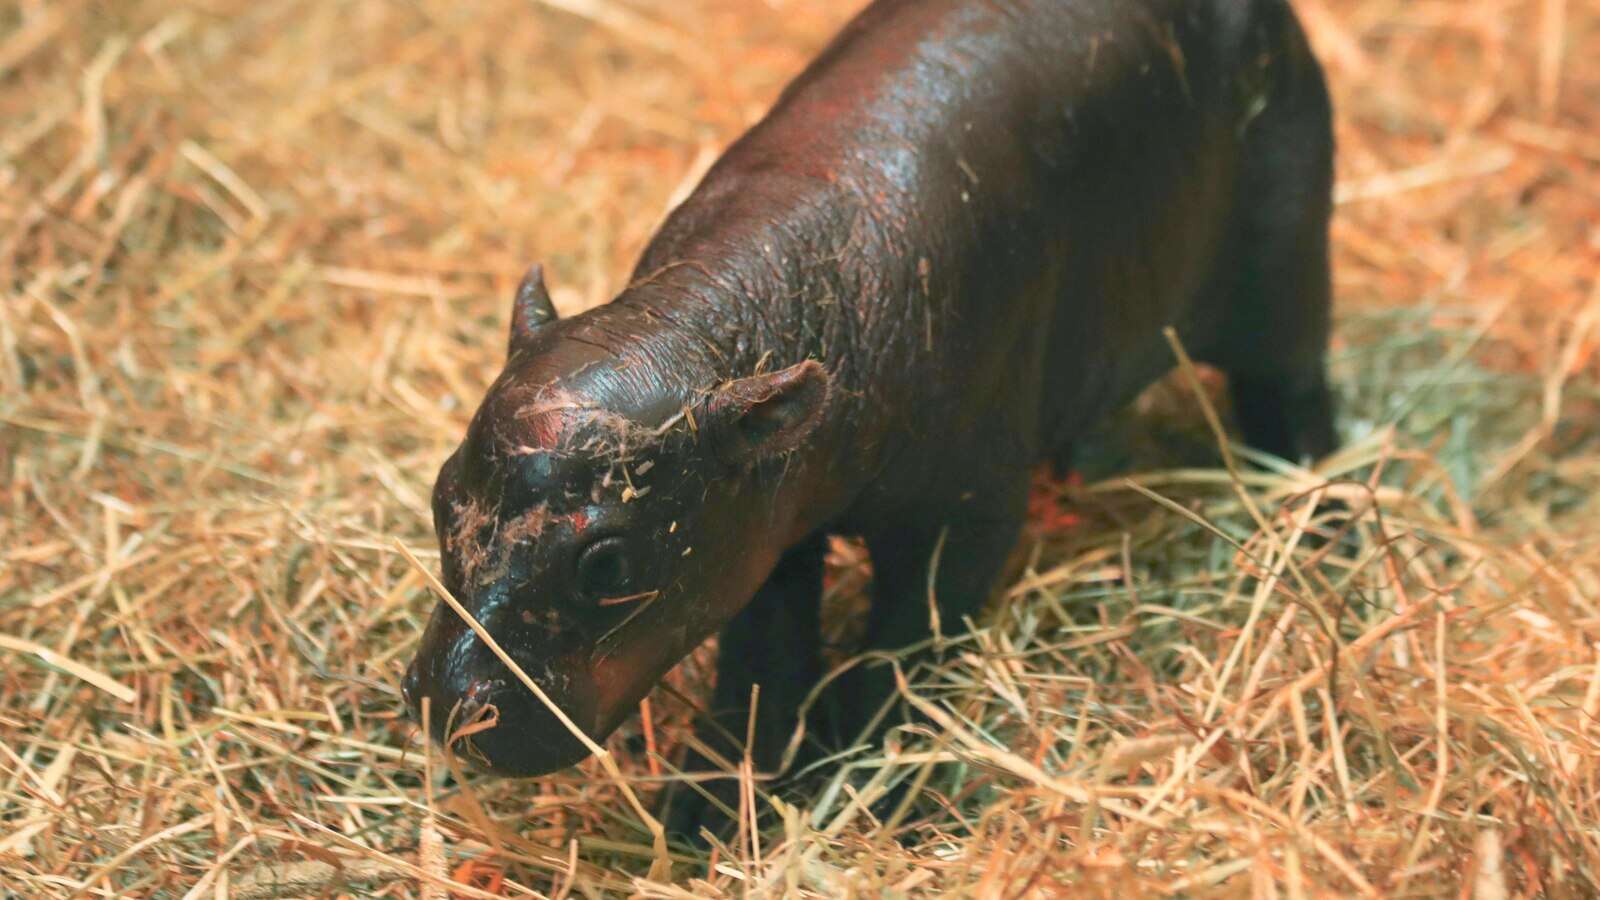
<box><xmin>402</xmin><ymin>0</ymin><xmax>1337</xmax><ymax>841</ymax></box>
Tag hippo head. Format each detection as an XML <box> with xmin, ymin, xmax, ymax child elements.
<box><xmin>401</xmin><ymin>266</ymin><xmax>830</xmax><ymax>776</ymax></box>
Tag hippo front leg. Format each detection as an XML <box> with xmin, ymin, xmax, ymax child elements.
<box><xmin>664</xmin><ymin>533</ymin><xmax>826</xmax><ymax>844</ymax></box>
<box><xmin>832</xmin><ymin>476</ymin><xmax>1030</xmax><ymax>748</ymax></box>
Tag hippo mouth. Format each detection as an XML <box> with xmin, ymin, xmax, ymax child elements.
<box><xmin>399</xmin><ymin>605</ymin><xmax>609</xmax><ymax>777</ymax></box>
<box><xmin>401</xmin><ymin>661</ymin><xmax>602</xmax><ymax>777</ymax></box>
<box><xmin>400</xmin><ymin>617</ymin><xmax>688</xmax><ymax>777</ymax></box>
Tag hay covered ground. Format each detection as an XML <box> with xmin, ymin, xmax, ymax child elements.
<box><xmin>2</xmin><ymin>0</ymin><xmax>1598</xmax><ymax>895</ymax></box>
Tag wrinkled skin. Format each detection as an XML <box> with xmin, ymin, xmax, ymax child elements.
<box><xmin>403</xmin><ymin>0</ymin><xmax>1337</xmax><ymax>838</ymax></box>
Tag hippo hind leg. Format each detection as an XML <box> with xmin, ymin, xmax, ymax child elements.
<box><xmin>1208</xmin><ymin>18</ymin><xmax>1338</xmax><ymax>465</ymax></box>
<box><xmin>1228</xmin><ymin>370</ymin><xmax>1336</xmax><ymax>464</ymax></box>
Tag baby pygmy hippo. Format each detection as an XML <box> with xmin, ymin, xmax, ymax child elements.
<box><xmin>402</xmin><ymin>0</ymin><xmax>1336</xmax><ymax>837</ymax></box>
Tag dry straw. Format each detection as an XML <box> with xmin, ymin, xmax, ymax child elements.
<box><xmin>2</xmin><ymin>0</ymin><xmax>1598</xmax><ymax>896</ymax></box>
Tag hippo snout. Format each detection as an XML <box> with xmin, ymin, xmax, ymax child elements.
<box><xmin>403</xmin><ymin>608</ymin><xmax>600</xmax><ymax>777</ymax></box>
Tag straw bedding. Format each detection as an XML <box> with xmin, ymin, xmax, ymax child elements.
<box><xmin>2</xmin><ymin>0</ymin><xmax>1597</xmax><ymax>895</ymax></box>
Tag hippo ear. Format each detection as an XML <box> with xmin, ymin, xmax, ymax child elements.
<box><xmin>702</xmin><ymin>360</ymin><xmax>831</xmax><ymax>465</ymax></box>
<box><xmin>509</xmin><ymin>263</ymin><xmax>559</xmax><ymax>354</ymax></box>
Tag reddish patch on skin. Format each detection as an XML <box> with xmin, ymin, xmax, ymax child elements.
<box><xmin>569</xmin><ymin>509</ymin><xmax>590</xmax><ymax>532</ymax></box>
<box><xmin>1028</xmin><ymin>469</ymin><xmax>1084</xmax><ymax>532</ymax></box>
<box><xmin>500</xmin><ymin>385</ymin><xmax>591</xmax><ymax>449</ymax></box>
<box><xmin>523</xmin><ymin>410</ymin><xmax>574</xmax><ymax>449</ymax></box>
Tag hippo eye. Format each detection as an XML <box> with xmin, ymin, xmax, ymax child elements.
<box><xmin>576</xmin><ymin>537</ymin><xmax>632</xmax><ymax>601</ymax></box>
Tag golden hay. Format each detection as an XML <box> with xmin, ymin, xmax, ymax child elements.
<box><xmin>2</xmin><ymin>0</ymin><xmax>1598</xmax><ymax>896</ymax></box>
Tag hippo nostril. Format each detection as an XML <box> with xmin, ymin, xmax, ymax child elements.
<box><xmin>462</xmin><ymin>678</ymin><xmax>502</xmax><ymax>706</ymax></box>
<box><xmin>442</xmin><ymin>678</ymin><xmax>496</xmax><ymax>726</ymax></box>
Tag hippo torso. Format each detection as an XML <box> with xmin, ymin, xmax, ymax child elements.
<box><xmin>606</xmin><ymin>0</ymin><xmax>1313</xmax><ymax>529</ymax></box>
